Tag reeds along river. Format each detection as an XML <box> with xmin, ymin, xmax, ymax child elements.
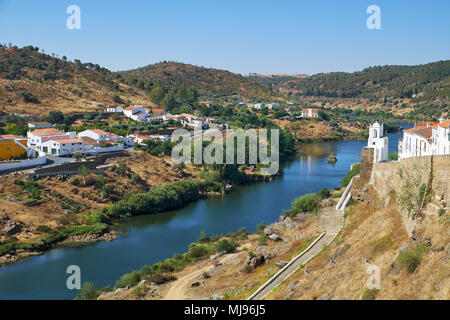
<box><xmin>0</xmin><ymin>123</ymin><xmax>411</xmax><ymax>299</ymax></box>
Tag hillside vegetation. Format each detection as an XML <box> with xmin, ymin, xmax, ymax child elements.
<box><xmin>0</xmin><ymin>45</ymin><xmax>151</xmax><ymax>115</ymax></box>
<box><xmin>251</xmin><ymin>61</ymin><xmax>450</xmax><ymax>103</ymax></box>
<box><xmin>119</xmin><ymin>62</ymin><xmax>276</xmax><ymax>100</ymax></box>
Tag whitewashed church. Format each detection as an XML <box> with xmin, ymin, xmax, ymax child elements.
<box><xmin>367</xmin><ymin>121</ymin><xmax>389</xmax><ymax>162</ymax></box>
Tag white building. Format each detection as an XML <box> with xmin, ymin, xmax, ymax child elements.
<box><xmin>248</xmin><ymin>103</ymin><xmax>263</xmax><ymax>110</ymax></box>
<box><xmin>431</xmin><ymin>118</ymin><xmax>450</xmax><ymax>156</ymax></box>
<box><xmin>78</xmin><ymin>129</ymin><xmax>122</xmax><ymax>143</ymax></box>
<box><xmin>301</xmin><ymin>108</ymin><xmax>319</xmax><ymax>118</ymax></box>
<box><xmin>27</xmin><ymin>128</ymin><xmax>76</xmax><ymax>152</ymax></box>
<box><xmin>41</xmin><ymin>138</ymin><xmax>84</xmax><ymax>156</ymax></box>
<box><xmin>123</xmin><ymin>105</ymin><xmax>148</xmax><ymax>121</ymax></box>
<box><xmin>127</xmin><ymin>133</ymin><xmax>156</xmax><ymax>144</ymax></box>
<box><xmin>367</xmin><ymin>121</ymin><xmax>389</xmax><ymax>162</ymax></box>
<box><xmin>106</xmin><ymin>106</ymin><xmax>123</xmax><ymax>113</ymax></box>
<box><xmin>28</xmin><ymin>121</ymin><xmax>52</xmax><ymax>129</ymax></box>
<box><xmin>266</xmin><ymin>103</ymin><xmax>280</xmax><ymax>109</ymax></box>
<box><xmin>399</xmin><ymin>118</ymin><xmax>450</xmax><ymax>159</ymax></box>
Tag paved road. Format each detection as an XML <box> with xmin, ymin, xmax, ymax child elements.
<box><xmin>249</xmin><ymin>207</ymin><xmax>343</xmax><ymax>300</ymax></box>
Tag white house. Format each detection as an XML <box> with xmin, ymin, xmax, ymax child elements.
<box><xmin>398</xmin><ymin>121</ymin><xmax>435</xmax><ymax>160</ymax></box>
<box><xmin>27</xmin><ymin>128</ymin><xmax>75</xmax><ymax>152</ymax></box>
<box><xmin>127</xmin><ymin>133</ymin><xmax>156</xmax><ymax>144</ymax></box>
<box><xmin>399</xmin><ymin>118</ymin><xmax>450</xmax><ymax>159</ymax></box>
<box><xmin>78</xmin><ymin>129</ymin><xmax>122</xmax><ymax>143</ymax></box>
<box><xmin>266</xmin><ymin>103</ymin><xmax>280</xmax><ymax>109</ymax></box>
<box><xmin>431</xmin><ymin>118</ymin><xmax>450</xmax><ymax>156</ymax></box>
<box><xmin>41</xmin><ymin>138</ymin><xmax>84</xmax><ymax>156</ymax></box>
<box><xmin>367</xmin><ymin>121</ymin><xmax>389</xmax><ymax>162</ymax></box>
<box><xmin>123</xmin><ymin>105</ymin><xmax>148</xmax><ymax>121</ymax></box>
<box><xmin>248</xmin><ymin>103</ymin><xmax>263</xmax><ymax>110</ymax></box>
<box><xmin>28</xmin><ymin>121</ymin><xmax>52</xmax><ymax>129</ymax></box>
<box><xmin>301</xmin><ymin>108</ymin><xmax>319</xmax><ymax>118</ymax></box>
<box><xmin>106</xmin><ymin>106</ymin><xmax>123</xmax><ymax>113</ymax></box>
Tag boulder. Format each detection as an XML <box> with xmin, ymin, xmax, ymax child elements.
<box><xmin>322</xmin><ymin>198</ymin><xmax>334</xmax><ymax>207</ymax></box>
<box><xmin>268</xmin><ymin>233</ymin><xmax>282</xmax><ymax>241</ymax></box>
<box><xmin>0</xmin><ymin>218</ymin><xmax>21</xmax><ymax>236</ymax></box>
<box><xmin>249</xmin><ymin>254</ymin><xmax>265</xmax><ymax>268</ymax></box>
<box><xmin>264</xmin><ymin>252</ymin><xmax>276</xmax><ymax>261</ymax></box>
<box><xmin>264</xmin><ymin>227</ymin><xmax>274</xmax><ymax>236</ymax></box>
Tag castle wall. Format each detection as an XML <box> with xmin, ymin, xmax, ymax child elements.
<box><xmin>363</xmin><ymin>155</ymin><xmax>449</xmax><ymax>236</ymax></box>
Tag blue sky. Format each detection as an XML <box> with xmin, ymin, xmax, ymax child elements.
<box><xmin>0</xmin><ymin>0</ymin><xmax>449</xmax><ymax>75</ymax></box>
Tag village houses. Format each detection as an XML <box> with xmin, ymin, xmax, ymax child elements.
<box><xmin>398</xmin><ymin>117</ymin><xmax>450</xmax><ymax>159</ymax></box>
<box><xmin>301</xmin><ymin>107</ymin><xmax>319</xmax><ymax>118</ymax></box>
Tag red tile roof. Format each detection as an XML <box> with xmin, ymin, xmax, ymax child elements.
<box><xmin>30</xmin><ymin>128</ymin><xmax>63</xmax><ymax>135</ymax></box>
<box><xmin>124</xmin><ymin>105</ymin><xmax>141</xmax><ymax>111</ymax></box>
<box><xmin>80</xmin><ymin>137</ymin><xmax>99</xmax><ymax>145</ymax></box>
<box><xmin>50</xmin><ymin>138</ymin><xmax>83</xmax><ymax>144</ymax></box>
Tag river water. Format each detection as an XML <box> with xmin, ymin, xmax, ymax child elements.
<box><xmin>0</xmin><ymin>124</ymin><xmax>411</xmax><ymax>299</ymax></box>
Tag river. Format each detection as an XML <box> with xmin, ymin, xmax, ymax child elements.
<box><xmin>0</xmin><ymin>123</ymin><xmax>411</xmax><ymax>299</ymax></box>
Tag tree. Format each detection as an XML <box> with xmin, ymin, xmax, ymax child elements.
<box><xmin>112</xmin><ymin>93</ymin><xmax>122</xmax><ymax>103</ymax></box>
<box><xmin>45</xmin><ymin>111</ymin><xmax>64</xmax><ymax>124</ymax></box>
<box><xmin>161</xmin><ymin>91</ymin><xmax>176</xmax><ymax>110</ymax></box>
<box><xmin>72</xmin><ymin>153</ymin><xmax>83</xmax><ymax>161</ymax></box>
<box><xmin>75</xmin><ymin>282</ymin><xmax>99</xmax><ymax>300</ymax></box>
<box><xmin>283</xmin><ymin>193</ymin><xmax>320</xmax><ymax>216</ymax></box>
<box><xmin>150</xmin><ymin>85</ymin><xmax>165</xmax><ymax>104</ymax></box>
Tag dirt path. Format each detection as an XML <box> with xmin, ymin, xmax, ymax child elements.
<box><xmin>162</xmin><ymin>264</ymin><xmax>212</xmax><ymax>300</ymax></box>
<box><xmin>162</xmin><ymin>253</ymin><xmax>240</xmax><ymax>300</ymax></box>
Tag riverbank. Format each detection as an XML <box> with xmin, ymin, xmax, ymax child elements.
<box><xmin>0</xmin><ymin>164</ymin><xmax>276</xmax><ymax>267</ymax></box>
<box><xmin>95</xmin><ymin>193</ymin><xmax>337</xmax><ymax>300</ymax></box>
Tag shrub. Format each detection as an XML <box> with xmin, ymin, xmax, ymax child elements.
<box><xmin>340</xmin><ymin>164</ymin><xmax>360</xmax><ymax>187</ymax></box>
<box><xmin>78</xmin><ymin>165</ymin><xmax>90</xmax><ymax>176</ymax></box>
<box><xmin>107</xmin><ymin>180</ymin><xmax>200</xmax><ymax>217</ymax></box>
<box><xmin>101</xmin><ymin>185</ymin><xmax>113</xmax><ymax>199</ymax></box>
<box><xmin>318</xmin><ymin>187</ymin><xmax>330</xmax><ymax>199</ymax></box>
<box><xmin>130</xmin><ymin>174</ymin><xmax>141</xmax><ymax>184</ymax></box>
<box><xmin>257</xmin><ymin>233</ymin><xmax>267</xmax><ymax>244</ymax></box>
<box><xmin>256</xmin><ymin>222</ymin><xmax>266</xmax><ymax>232</ymax></box>
<box><xmin>283</xmin><ymin>193</ymin><xmax>320</xmax><ymax>216</ymax></box>
<box><xmin>36</xmin><ymin>225</ymin><xmax>52</xmax><ymax>233</ymax></box>
<box><xmin>197</xmin><ymin>230</ymin><xmax>210</xmax><ymax>243</ymax></box>
<box><xmin>243</xmin><ymin>265</ymin><xmax>253</xmax><ymax>274</ymax></box>
<box><xmin>361</xmin><ymin>288</ymin><xmax>379</xmax><ymax>300</ymax></box>
<box><xmin>398</xmin><ymin>250</ymin><xmax>421</xmax><ymax>273</ymax></box>
<box><xmin>75</xmin><ymin>282</ymin><xmax>100</xmax><ymax>300</ymax></box>
<box><xmin>388</xmin><ymin>152</ymin><xmax>398</xmax><ymax>161</ymax></box>
<box><xmin>188</xmin><ymin>244</ymin><xmax>210</xmax><ymax>259</ymax></box>
<box><xmin>132</xmin><ymin>286</ymin><xmax>145</xmax><ymax>298</ymax></box>
<box><xmin>114</xmin><ymin>270</ymin><xmax>142</xmax><ymax>289</ymax></box>
<box><xmin>215</xmin><ymin>239</ymin><xmax>237</xmax><ymax>254</ymax></box>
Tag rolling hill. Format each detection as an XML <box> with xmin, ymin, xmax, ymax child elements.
<box><xmin>119</xmin><ymin>62</ymin><xmax>276</xmax><ymax>100</ymax></box>
<box><xmin>0</xmin><ymin>45</ymin><xmax>152</xmax><ymax>115</ymax></box>
<box><xmin>250</xmin><ymin>61</ymin><xmax>450</xmax><ymax>103</ymax></box>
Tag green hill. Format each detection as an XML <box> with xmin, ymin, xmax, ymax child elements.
<box><xmin>119</xmin><ymin>62</ymin><xmax>276</xmax><ymax>100</ymax></box>
<box><xmin>251</xmin><ymin>61</ymin><xmax>450</xmax><ymax>103</ymax></box>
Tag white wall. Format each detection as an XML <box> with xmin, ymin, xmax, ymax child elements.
<box><xmin>0</xmin><ymin>155</ymin><xmax>47</xmax><ymax>171</ymax></box>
